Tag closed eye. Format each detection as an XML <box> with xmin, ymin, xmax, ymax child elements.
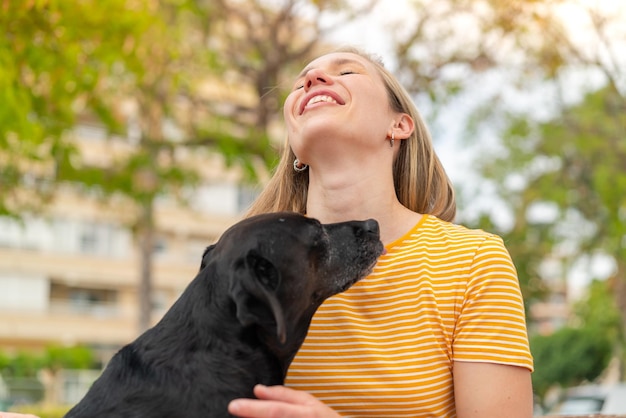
<box><xmin>294</xmin><ymin>69</ymin><xmax>357</xmax><ymax>88</ymax></box>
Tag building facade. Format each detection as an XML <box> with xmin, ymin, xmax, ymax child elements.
<box><xmin>0</xmin><ymin>122</ymin><xmax>255</xmax><ymax>360</ymax></box>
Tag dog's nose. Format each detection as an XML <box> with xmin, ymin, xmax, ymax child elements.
<box><xmin>363</xmin><ymin>219</ymin><xmax>380</xmax><ymax>237</ymax></box>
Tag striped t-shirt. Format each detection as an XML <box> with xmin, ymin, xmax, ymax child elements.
<box><xmin>285</xmin><ymin>214</ymin><xmax>533</xmax><ymax>417</ymax></box>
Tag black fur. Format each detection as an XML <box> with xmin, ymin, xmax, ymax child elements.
<box><xmin>64</xmin><ymin>212</ymin><xmax>383</xmax><ymax>418</ymax></box>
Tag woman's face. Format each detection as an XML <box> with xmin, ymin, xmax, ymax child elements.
<box><xmin>284</xmin><ymin>52</ymin><xmax>396</xmax><ymax>165</ymax></box>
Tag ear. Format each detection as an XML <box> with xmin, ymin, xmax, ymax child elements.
<box><xmin>229</xmin><ymin>250</ymin><xmax>287</xmax><ymax>344</ymax></box>
<box><xmin>391</xmin><ymin>113</ymin><xmax>415</xmax><ymax>140</ymax></box>
<box><xmin>199</xmin><ymin>244</ymin><xmax>216</xmax><ymax>271</ymax></box>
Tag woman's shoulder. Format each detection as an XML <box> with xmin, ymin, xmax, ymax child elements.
<box><xmin>409</xmin><ymin>215</ymin><xmax>511</xmax><ymax>258</ymax></box>
<box><xmin>386</xmin><ymin>214</ymin><xmax>507</xmax><ymax>256</ymax></box>
<box><xmin>421</xmin><ymin>214</ymin><xmax>498</xmax><ymax>240</ymax></box>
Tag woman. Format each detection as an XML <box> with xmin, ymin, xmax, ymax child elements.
<box><xmin>228</xmin><ymin>47</ymin><xmax>534</xmax><ymax>417</ymax></box>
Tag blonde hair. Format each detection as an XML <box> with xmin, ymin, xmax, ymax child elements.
<box><xmin>246</xmin><ymin>47</ymin><xmax>456</xmax><ymax>222</ymax></box>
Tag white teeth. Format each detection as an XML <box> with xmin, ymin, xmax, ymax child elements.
<box><xmin>306</xmin><ymin>95</ymin><xmax>337</xmax><ymax>107</ymax></box>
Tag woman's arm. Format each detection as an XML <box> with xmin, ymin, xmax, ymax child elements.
<box><xmin>454</xmin><ymin>361</ymin><xmax>534</xmax><ymax>418</ymax></box>
<box><xmin>229</xmin><ymin>365</ymin><xmax>534</xmax><ymax>418</ymax></box>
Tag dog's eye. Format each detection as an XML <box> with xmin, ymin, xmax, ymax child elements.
<box><xmin>247</xmin><ymin>252</ymin><xmax>280</xmax><ymax>290</ymax></box>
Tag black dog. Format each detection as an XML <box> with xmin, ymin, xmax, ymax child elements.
<box><xmin>64</xmin><ymin>212</ymin><xmax>384</xmax><ymax>418</ymax></box>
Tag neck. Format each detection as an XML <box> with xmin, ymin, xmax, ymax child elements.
<box><xmin>305</xmin><ymin>167</ymin><xmax>422</xmax><ymax>245</ymax></box>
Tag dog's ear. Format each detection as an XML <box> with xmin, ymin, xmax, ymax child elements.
<box><xmin>199</xmin><ymin>244</ymin><xmax>216</xmax><ymax>271</ymax></box>
<box><xmin>229</xmin><ymin>249</ymin><xmax>287</xmax><ymax>344</ymax></box>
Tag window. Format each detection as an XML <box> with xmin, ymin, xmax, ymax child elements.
<box><xmin>50</xmin><ymin>282</ymin><xmax>119</xmax><ymax>317</ymax></box>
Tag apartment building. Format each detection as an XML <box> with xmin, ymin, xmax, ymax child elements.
<box><xmin>0</xmin><ymin>122</ymin><xmax>256</xmax><ymax>361</ymax></box>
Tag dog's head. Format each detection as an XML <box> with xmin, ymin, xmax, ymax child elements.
<box><xmin>202</xmin><ymin>212</ymin><xmax>384</xmax><ymax>351</ymax></box>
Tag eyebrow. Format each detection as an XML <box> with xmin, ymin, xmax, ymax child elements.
<box><xmin>297</xmin><ymin>57</ymin><xmax>367</xmax><ymax>79</ymax></box>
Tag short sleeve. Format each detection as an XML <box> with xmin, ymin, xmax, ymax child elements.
<box><xmin>452</xmin><ymin>235</ymin><xmax>534</xmax><ymax>371</ymax></box>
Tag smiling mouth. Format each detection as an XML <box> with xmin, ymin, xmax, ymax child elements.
<box><xmin>300</xmin><ymin>93</ymin><xmax>344</xmax><ymax>114</ymax></box>
<box><xmin>307</xmin><ymin>95</ymin><xmax>337</xmax><ymax>106</ymax></box>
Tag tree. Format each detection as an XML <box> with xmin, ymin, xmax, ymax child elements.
<box><xmin>0</xmin><ymin>346</ymin><xmax>94</xmax><ymax>378</ymax></box>
<box><xmin>530</xmin><ymin>326</ymin><xmax>612</xmax><ymax>402</ymax></box>
<box><xmin>477</xmin><ymin>82</ymin><xmax>625</xmax><ymax>329</ymax></box>
<box><xmin>54</xmin><ymin>0</ymin><xmax>219</xmax><ymax>332</ymax></box>
<box><xmin>531</xmin><ymin>279</ymin><xmax>621</xmax><ymax>403</ymax></box>
<box><xmin>0</xmin><ymin>346</ymin><xmax>96</xmax><ymax>406</ymax></box>
<box><xmin>40</xmin><ymin>345</ymin><xmax>95</xmax><ymax>405</ymax></box>
<box><xmin>392</xmin><ymin>0</ymin><xmax>625</xmax><ymax>107</ymax></box>
<box><xmin>6</xmin><ymin>0</ymin><xmax>380</xmax><ymax>330</ymax></box>
<box><xmin>573</xmin><ymin>279</ymin><xmax>623</xmax><ymax>340</ymax></box>
<box><xmin>0</xmin><ymin>0</ymin><xmax>152</xmax><ymax>216</ymax></box>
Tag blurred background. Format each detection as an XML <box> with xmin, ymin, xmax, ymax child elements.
<box><xmin>0</xmin><ymin>0</ymin><xmax>624</xmax><ymax>416</ymax></box>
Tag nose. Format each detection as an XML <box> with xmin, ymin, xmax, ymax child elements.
<box><xmin>363</xmin><ymin>219</ymin><xmax>380</xmax><ymax>238</ymax></box>
<box><xmin>304</xmin><ymin>68</ymin><xmax>332</xmax><ymax>91</ymax></box>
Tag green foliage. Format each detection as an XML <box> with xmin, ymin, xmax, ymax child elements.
<box><xmin>0</xmin><ymin>346</ymin><xmax>97</xmax><ymax>378</ymax></box>
<box><xmin>531</xmin><ymin>87</ymin><xmax>626</xmax><ymax>247</ymax></box>
<box><xmin>573</xmin><ymin>279</ymin><xmax>623</xmax><ymax>340</ymax></box>
<box><xmin>1</xmin><ymin>0</ymin><xmax>300</xmax><ymax>218</ymax></box>
<box><xmin>0</xmin><ymin>0</ymin><xmax>154</xmax><ymax>215</ymax></box>
<box><xmin>530</xmin><ymin>279</ymin><xmax>621</xmax><ymax>402</ymax></box>
<box><xmin>530</xmin><ymin>326</ymin><xmax>613</xmax><ymax>399</ymax></box>
<box><xmin>1</xmin><ymin>351</ymin><xmax>43</xmax><ymax>378</ymax></box>
<box><xmin>42</xmin><ymin>345</ymin><xmax>96</xmax><ymax>372</ymax></box>
<box><xmin>474</xmin><ymin>84</ymin><xmax>626</xmax><ymax>322</ymax></box>
<box><xmin>0</xmin><ymin>351</ymin><xmax>9</xmax><ymax>371</ymax></box>
<box><xmin>477</xmin><ymin>83</ymin><xmax>626</xmax><ymax>400</ymax></box>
